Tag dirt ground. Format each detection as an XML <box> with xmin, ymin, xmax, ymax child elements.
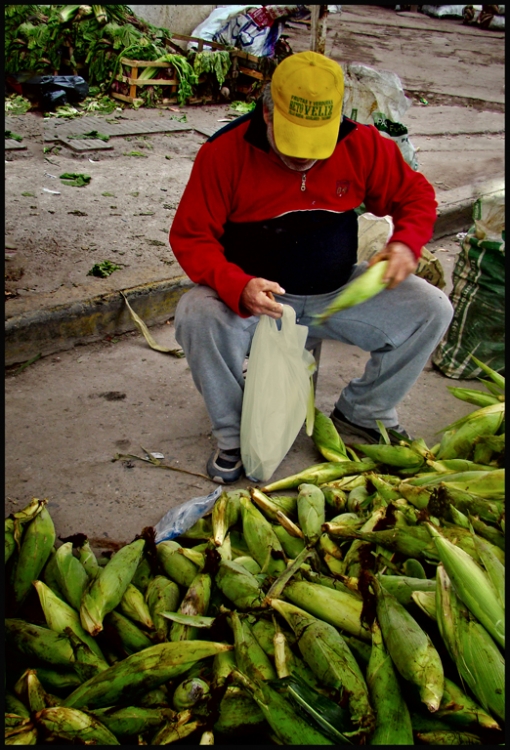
<box><xmin>4</xmin><ymin>5</ymin><xmax>505</xmax><ymax>310</ymax></box>
<box><xmin>4</xmin><ymin>6</ymin><xmax>505</xmax><ymax>545</ymax></box>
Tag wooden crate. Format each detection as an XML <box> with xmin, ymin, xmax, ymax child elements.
<box><xmin>228</xmin><ymin>49</ymin><xmax>276</xmax><ymax>98</ymax></box>
<box><xmin>111</xmin><ymin>58</ymin><xmax>180</xmax><ymax>106</ymax></box>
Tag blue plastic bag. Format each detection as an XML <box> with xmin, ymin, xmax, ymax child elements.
<box><xmin>153</xmin><ymin>486</ymin><xmax>222</xmax><ymax>543</ymax></box>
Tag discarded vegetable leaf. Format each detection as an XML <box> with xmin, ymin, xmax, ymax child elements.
<box><xmin>230</xmin><ymin>100</ymin><xmax>257</xmax><ymax>114</ymax></box>
<box><xmin>121</xmin><ymin>291</ymin><xmax>185</xmax><ymax>357</ymax></box>
<box><xmin>87</xmin><ymin>260</ymin><xmax>122</xmax><ymax>277</ymax></box>
<box><xmin>60</xmin><ymin>173</ymin><xmax>91</xmax><ymax>187</ymax></box>
<box><xmin>5</xmin><ymin>130</ymin><xmax>23</xmax><ymax>142</ymax></box>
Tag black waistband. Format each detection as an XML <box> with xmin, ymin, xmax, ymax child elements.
<box><xmin>222</xmin><ymin>209</ymin><xmax>358</xmax><ymax>295</ymax></box>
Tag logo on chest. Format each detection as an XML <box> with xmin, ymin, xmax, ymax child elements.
<box><xmin>336</xmin><ymin>180</ymin><xmax>350</xmax><ymax>197</ymax></box>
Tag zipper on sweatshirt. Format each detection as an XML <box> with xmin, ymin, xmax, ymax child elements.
<box><xmin>301</xmin><ymin>173</ymin><xmax>307</xmax><ymax>192</ymax></box>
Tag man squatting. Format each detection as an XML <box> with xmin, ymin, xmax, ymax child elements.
<box><xmin>169</xmin><ymin>51</ymin><xmax>453</xmax><ymax>484</ymax></box>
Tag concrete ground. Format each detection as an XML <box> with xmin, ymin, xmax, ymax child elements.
<box><xmin>4</xmin><ymin>6</ymin><xmax>505</xmax><ymax>546</ymax></box>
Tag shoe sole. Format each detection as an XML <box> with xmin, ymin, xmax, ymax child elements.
<box><xmin>208</xmin><ymin>472</ymin><xmax>243</xmax><ymax>485</ymax></box>
<box><xmin>329</xmin><ymin>412</ymin><xmax>380</xmax><ymax>445</ymax></box>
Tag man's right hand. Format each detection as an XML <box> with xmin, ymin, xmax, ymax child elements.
<box><xmin>240</xmin><ymin>278</ymin><xmax>286</xmax><ymax>318</ymax></box>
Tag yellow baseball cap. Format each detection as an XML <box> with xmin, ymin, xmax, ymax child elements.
<box><xmin>271</xmin><ymin>51</ymin><xmax>344</xmax><ymax>160</ymax></box>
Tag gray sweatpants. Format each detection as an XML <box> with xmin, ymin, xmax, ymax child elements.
<box><xmin>174</xmin><ymin>264</ymin><xmax>453</xmax><ymax>450</ymax></box>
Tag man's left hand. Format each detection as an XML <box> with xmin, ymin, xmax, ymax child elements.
<box><xmin>368</xmin><ymin>241</ymin><xmax>418</xmax><ymax>289</ymax></box>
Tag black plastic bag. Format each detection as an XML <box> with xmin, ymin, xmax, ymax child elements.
<box><xmin>13</xmin><ymin>75</ymin><xmax>89</xmax><ymax>111</ymax></box>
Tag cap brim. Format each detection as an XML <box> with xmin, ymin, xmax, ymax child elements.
<box><xmin>273</xmin><ymin>107</ymin><xmax>340</xmax><ymax>160</ymax></box>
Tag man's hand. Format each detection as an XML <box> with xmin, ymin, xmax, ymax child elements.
<box><xmin>368</xmin><ymin>241</ymin><xmax>418</xmax><ymax>289</ymax></box>
<box><xmin>240</xmin><ymin>278</ymin><xmax>286</xmax><ymax>318</ymax></box>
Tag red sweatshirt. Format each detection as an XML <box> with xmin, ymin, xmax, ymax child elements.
<box><xmin>169</xmin><ymin>102</ymin><xmax>437</xmax><ymax>316</ymax></box>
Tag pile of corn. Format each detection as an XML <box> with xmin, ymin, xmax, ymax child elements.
<box><xmin>5</xmin><ymin>358</ymin><xmax>505</xmax><ymax>745</ymax></box>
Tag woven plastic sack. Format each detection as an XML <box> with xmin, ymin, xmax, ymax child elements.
<box><xmin>432</xmin><ymin>192</ymin><xmax>505</xmax><ymax>378</ymax></box>
<box><xmin>240</xmin><ymin>304</ymin><xmax>316</xmax><ymax>482</ymax></box>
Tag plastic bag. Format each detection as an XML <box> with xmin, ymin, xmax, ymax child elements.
<box><xmin>240</xmin><ymin>304</ymin><xmax>316</xmax><ymax>483</ymax></box>
<box><xmin>153</xmin><ymin>486</ymin><xmax>223</xmax><ymax>543</ymax></box>
<box><xmin>188</xmin><ymin>5</ymin><xmax>305</xmax><ymax>57</ymax></box>
<box><xmin>421</xmin><ymin>5</ymin><xmax>469</xmax><ymax>17</ymax></box>
<box><xmin>341</xmin><ymin>63</ymin><xmax>411</xmax><ymax>125</ymax></box>
<box><xmin>372</xmin><ymin>112</ymin><xmax>419</xmax><ymax>170</ymax></box>
<box><xmin>19</xmin><ymin>75</ymin><xmax>88</xmax><ymax>111</ymax></box>
<box><xmin>357</xmin><ymin>213</ymin><xmax>445</xmax><ymax>289</ymax></box>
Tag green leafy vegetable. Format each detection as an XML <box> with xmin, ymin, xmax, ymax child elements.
<box><xmin>190</xmin><ymin>49</ymin><xmax>231</xmax><ymax>87</ymax></box>
<box><xmin>59</xmin><ymin>172</ymin><xmax>92</xmax><ymax>187</ymax></box>
<box><xmin>5</xmin><ymin>95</ymin><xmax>32</xmax><ymax>115</ymax></box>
<box><xmin>230</xmin><ymin>100</ymin><xmax>257</xmax><ymax>114</ymax></box>
<box><xmin>5</xmin><ymin>131</ymin><xmax>23</xmax><ymax>142</ymax></box>
<box><xmin>87</xmin><ymin>260</ymin><xmax>122</xmax><ymax>277</ymax></box>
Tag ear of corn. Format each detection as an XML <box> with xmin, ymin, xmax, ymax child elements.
<box><xmin>63</xmin><ymin>640</ymin><xmax>232</xmax><ymax>710</ymax></box>
<box><xmin>470</xmin><ymin>354</ymin><xmax>505</xmax><ymax>391</ymax></box>
<box><xmin>88</xmin><ymin>706</ymin><xmax>178</xmax><ymax>740</ymax></box>
<box><xmin>372</xmin><ymin>576</ymin><xmax>444</xmax><ymax>713</ymax></box>
<box><xmin>352</xmin><ymin>443</ymin><xmax>425</xmax><ymax>469</ymax></box>
<box><xmin>212</xmin><ymin>489</ymin><xmax>246</xmax><ymax>546</ymax></box>
<box><xmin>14</xmin><ymin>669</ymin><xmax>48</xmax><ymax>714</ymax></box>
<box><xmin>156</xmin><ymin>540</ymin><xmax>199</xmax><ymax>587</ymax></box>
<box><xmin>53</xmin><ymin>542</ymin><xmax>89</xmax><ymax>612</ymax></box>
<box><xmin>118</xmin><ymin>583</ymin><xmax>154</xmax><ymax>631</ymax></box>
<box><xmin>283</xmin><ymin>579</ymin><xmax>370</xmax><ymax>641</ymax></box>
<box><xmin>378</xmin><ymin>574</ymin><xmax>436</xmax><ymax>606</ymax></box>
<box><xmin>170</xmin><ymin>573</ymin><xmax>211</xmax><ymax>642</ymax></box>
<box><xmin>145</xmin><ymin>575</ymin><xmax>180</xmax><ymax>643</ymax></box>
<box><xmin>5</xmin><ymin>517</ymin><xmax>16</xmax><ymax>564</ymax></box>
<box><xmin>269</xmin><ymin>597</ymin><xmax>375</xmax><ymax>734</ymax></box>
<box><xmin>80</xmin><ymin>538</ymin><xmax>145</xmax><ymax>637</ymax></box>
<box><xmin>239</xmin><ymin>496</ymin><xmax>286</xmax><ymax>576</ymax></box>
<box><xmin>75</xmin><ymin>538</ymin><xmax>101</xmax><ymax>580</ymax></box>
<box><xmin>250</xmin><ymin>487</ymin><xmax>291</xmax><ymax>522</ymax></box>
<box><xmin>232</xmin><ymin>667</ymin><xmax>335</xmax><ymax>744</ymax></box>
<box><xmin>261</xmin><ymin>459</ymin><xmax>377</xmax><ymax>492</ymax></box>
<box><xmin>322</xmin><ymin>486</ymin><xmax>347</xmax><ymax>513</ymax></box>
<box><xmin>33</xmin><ymin>580</ymin><xmax>108</xmax><ymax>666</ymax></box>
<box><xmin>11</xmin><ymin>506</ymin><xmax>56</xmax><ymax>611</ymax></box>
<box><xmin>469</xmin><ymin>515</ymin><xmax>505</xmax><ymax>551</ymax></box>
<box><xmin>472</xmin><ymin>534</ymin><xmax>505</xmax><ymax>610</ymax></box>
<box><xmin>435</xmin><ymin>405</ymin><xmax>504</xmax><ymax>460</ymax></box>
<box><xmin>426</xmin><ymin>523</ymin><xmax>504</xmax><ymax>649</ymax></box>
<box><xmin>213</xmin><ymin>684</ymin><xmax>266</xmax><ymax>734</ymax></box>
<box><xmin>366</xmin><ymin>619</ymin><xmax>414</xmax><ymax>744</ymax></box>
<box><xmin>312</xmin><ymin>260</ymin><xmax>389</xmax><ymax>325</ymax></box>
<box><xmin>229</xmin><ymin>610</ymin><xmax>276</xmax><ymax>682</ymax></box>
<box><xmin>215</xmin><ymin>558</ymin><xmax>266</xmax><ymax>610</ymax></box>
<box><xmin>272</xmin><ymin>522</ymin><xmax>306</xmax><ymax>558</ymax></box>
<box><xmin>104</xmin><ymin>610</ymin><xmax>153</xmax><ymax>656</ymax></box>
<box><xmin>297</xmin><ymin>483</ymin><xmax>326</xmax><ymax>545</ymax></box>
<box><xmin>411</xmin><ymin>590</ymin><xmax>437</xmax><ymax>621</ymax></box>
<box><xmin>446</xmin><ymin>386</ymin><xmax>500</xmax><ymax>408</ymax></box>
<box><xmin>435</xmin><ymin>564</ymin><xmax>505</xmax><ymax>722</ymax></box>
<box><xmin>33</xmin><ymin>706</ymin><xmax>120</xmax><ymax>745</ymax></box>
<box><xmin>436</xmin><ymin>677</ymin><xmax>501</xmax><ymax>732</ymax></box>
<box><xmin>312</xmin><ymin>408</ymin><xmax>350</xmax><ymax>462</ymax></box>
<box><xmin>6</xmin><ymin>618</ymin><xmax>77</xmax><ymax>667</ymax></box>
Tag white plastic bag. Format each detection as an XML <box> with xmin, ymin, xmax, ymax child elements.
<box><xmin>240</xmin><ymin>305</ymin><xmax>316</xmax><ymax>483</ymax></box>
<box><xmin>341</xmin><ymin>63</ymin><xmax>411</xmax><ymax>125</ymax></box>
